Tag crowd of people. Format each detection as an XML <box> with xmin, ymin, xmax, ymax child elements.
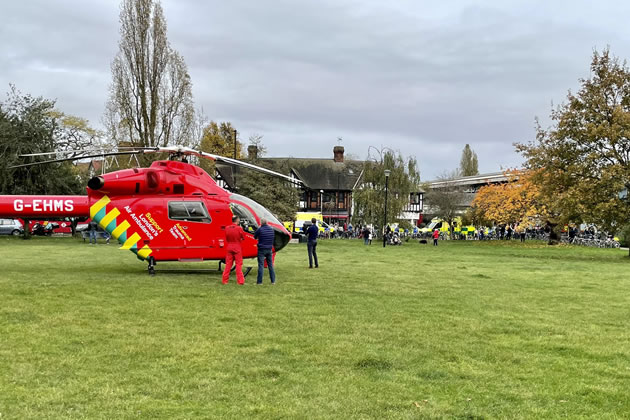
<box><xmin>220</xmin><ymin>216</ymin><xmax>622</xmax><ymax>285</ymax></box>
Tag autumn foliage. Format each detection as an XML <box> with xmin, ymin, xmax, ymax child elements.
<box><xmin>471</xmin><ymin>170</ymin><xmax>546</xmax><ymax>225</ymax></box>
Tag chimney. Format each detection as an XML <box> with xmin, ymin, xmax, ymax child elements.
<box><xmin>247</xmin><ymin>145</ymin><xmax>258</xmax><ymax>160</ymax></box>
<box><xmin>333</xmin><ymin>146</ymin><xmax>344</xmax><ymax>163</ymax></box>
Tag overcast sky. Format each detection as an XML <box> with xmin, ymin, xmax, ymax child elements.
<box><xmin>2</xmin><ymin>0</ymin><xmax>630</xmax><ymax>179</ymax></box>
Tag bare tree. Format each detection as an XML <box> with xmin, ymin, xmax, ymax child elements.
<box><xmin>248</xmin><ymin>133</ymin><xmax>267</xmax><ymax>157</ymax></box>
<box><xmin>54</xmin><ymin>113</ymin><xmax>105</xmax><ymax>156</ymax></box>
<box><xmin>104</xmin><ymin>0</ymin><xmax>195</xmax><ymax>151</ymax></box>
<box><xmin>424</xmin><ymin>171</ymin><xmax>466</xmax><ymax>238</ymax></box>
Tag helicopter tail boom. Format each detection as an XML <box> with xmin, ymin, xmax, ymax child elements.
<box><xmin>0</xmin><ymin>195</ymin><xmax>90</xmax><ymax>218</ymax></box>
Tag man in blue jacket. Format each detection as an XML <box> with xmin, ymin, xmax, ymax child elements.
<box><xmin>306</xmin><ymin>218</ymin><xmax>319</xmax><ymax>268</ymax></box>
<box><xmin>254</xmin><ymin>218</ymin><xmax>276</xmax><ymax>284</ymax></box>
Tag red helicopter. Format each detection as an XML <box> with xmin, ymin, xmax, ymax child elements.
<box><xmin>0</xmin><ymin>146</ymin><xmax>301</xmax><ymax>275</ymax></box>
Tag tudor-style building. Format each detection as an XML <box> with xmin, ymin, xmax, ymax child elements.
<box><xmin>215</xmin><ymin>145</ymin><xmax>424</xmax><ymax>226</ymax></box>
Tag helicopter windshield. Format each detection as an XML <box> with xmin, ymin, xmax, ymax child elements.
<box><xmin>229</xmin><ymin>194</ymin><xmax>282</xmax><ymax>228</ymax></box>
<box><xmin>230</xmin><ymin>201</ymin><xmax>258</xmax><ymax>233</ymax></box>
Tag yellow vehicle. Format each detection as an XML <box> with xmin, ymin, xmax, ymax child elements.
<box><xmin>420</xmin><ymin>217</ymin><xmax>476</xmax><ymax>236</ymax></box>
<box><xmin>287</xmin><ymin>212</ymin><xmax>330</xmax><ymax>233</ymax></box>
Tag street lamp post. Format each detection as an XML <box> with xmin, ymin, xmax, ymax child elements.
<box><xmin>383</xmin><ymin>169</ymin><xmax>391</xmax><ymax>248</ymax></box>
<box><xmin>337</xmin><ymin>173</ymin><xmax>340</xmax><ymax>224</ymax></box>
<box><xmin>233</xmin><ymin>129</ymin><xmax>238</xmax><ymax>190</ymax></box>
<box><xmin>320</xmin><ymin>189</ymin><xmax>324</xmax><ymax>216</ymax></box>
<box><xmin>619</xmin><ymin>184</ymin><xmax>629</xmax><ymax>257</ymax></box>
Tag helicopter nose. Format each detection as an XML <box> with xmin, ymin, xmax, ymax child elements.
<box><xmin>273</xmin><ymin>226</ymin><xmax>291</xmax><ymax>252</ymax></box>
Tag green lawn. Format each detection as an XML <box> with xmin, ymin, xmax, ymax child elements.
<box><xmin>1</xmin><ymin>237</ymin><xmax>629</xmax><ymax>419</ymax></box>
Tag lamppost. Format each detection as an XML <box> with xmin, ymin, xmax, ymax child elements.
<box><xmin>320</xmin><ymin>189</ymin><xmax>324</xmax><ymax>216</ymax></box>
<box><xmin>619</xmin><ymin>184</ymin><xmax>629</xmax><ymax>257</ymax></box>
<box><xmin>337</xmin><ymin>172</ymin><xmax>341</xmax><ymax>224</ymax></box>
<box><xmin>233</xmin><ymin>129</ymin><xmax>238</xmax><ymax>190</ymax></box>
<box><xmin>383</xmin><ymin>169</ymin><xmax>391</xmax><ymax>248</ymax></box>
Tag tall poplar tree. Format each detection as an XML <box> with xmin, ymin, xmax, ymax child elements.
<box><xmin>459</xmin><ymin>144</ymin><xmax>479</xmax><ymax>176</ymax></box>
<box><xmin>104</xmin><ymin>0</ymin><xmax>195</xmax><ymax>153</ymax></box>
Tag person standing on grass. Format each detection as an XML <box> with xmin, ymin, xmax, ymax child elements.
<box><xmin>222</xmin><ymin>215</ymin><xmax>246</xmax><ymax>285</ymax></box>
<box><xmin>88</xmin><ymin>219</ymin><xmax>98</xmax><ymax>245</ymax></box>
<box><xmin>432</xmin><ymin>229</ymin><xmax>439</xmax><ymax>246</ymax></box>
<box><xmin>306</xmin><ymin>218</ymin><xmax>319</xmax><ymax>268</ymax></box>
<box><xmin>254</xmin><ymin>218</ymin><xmax>276</xmax><ymax>285</ymax></box>
<box><xmin>362</xmin><ymin>226</ymin><xmax>370</xmax><ymax>245</ymax></box>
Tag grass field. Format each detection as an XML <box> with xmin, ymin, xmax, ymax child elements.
<box><xmin>1</xmin><ymin>236</ymin><xmax>629</xmax><ymax>419</ymax></box>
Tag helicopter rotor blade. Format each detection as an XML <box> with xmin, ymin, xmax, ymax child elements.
<box><xmin>13</xmin><ymin>144</ymin><xmax>303</xmax><ymax>186</ymax></box>
<box><xmin>10</xmin><ymin>150</ymin><xmax>146</xmax><ymax>169</ymax></box>
<box><xmin>19</xmin><ymin>148</ymin><xmax>121</xmax><ymax>157</ymax></box>
<box><xmin>141</xmin><ymin>146</ymin><xmax>303</xmax><ymax>185</ymax></box>
<box><xmin>199</xmin><ymin>152</ymin><xmax>303</xmax><ymax>185</ymax></box>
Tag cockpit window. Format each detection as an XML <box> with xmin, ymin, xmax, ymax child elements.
<box><xmin>230</xmin><ymin>202</ymin><xmax>258</xmax><ymax>233</ymax></box>
<box><xmin>229</xmin><ymin>194</ymin><xmax>282</xmax><ymax>227</ymax></box>
<box><xmin>168</xmin><ymin>201</ymin><xmax>211</xmax><ymax>223</ymax></box>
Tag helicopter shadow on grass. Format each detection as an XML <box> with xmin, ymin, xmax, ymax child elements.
<box><xmin>101</xmin><ymin>261</ymin><xmax>254</xmax><ymax>277</ymax></box>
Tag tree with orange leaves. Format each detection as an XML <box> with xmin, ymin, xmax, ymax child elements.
<box><xmin>471</xmin><ymin>170</ymin><xmax>547</xmax><ymax>227</ymax></box>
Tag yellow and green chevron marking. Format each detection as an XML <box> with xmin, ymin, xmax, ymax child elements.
<box><xmin>90</xmin><ymin>195</ymin><xmax>153</xmax><ymax>261</ymax></box>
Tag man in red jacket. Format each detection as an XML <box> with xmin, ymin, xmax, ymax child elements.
<box><xmin>432</xmin><ymin>229</ymin><xmax>440</xmax><ymax>246</ymax></box>
<box><xmin>223</xmin><ymin>215</ymin><xmax>246</xmax><ymax>285</ymax></box>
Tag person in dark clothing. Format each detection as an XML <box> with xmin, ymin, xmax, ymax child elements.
<box><xmin>88</xmin><ymin>220</ymin><xmax>98</xmax><ymax>244</ymax></box>
<box><xmin>306</xmin><ymin>218</ymin><xmax>319</xmax><ymax>268</ymax></box>
<box><xmin>362</xmin><ymin>226</ymin><xmax>370</xmax><ymax>245</ymax></box>
<box><xmin>254</xmin><ymin>218</ymin><xmax>276</xmax><ymax>284</ymax></box>
<box><xmin>222</xmin><ymin>216</ymin><xmax>245</xmax><ymax>285</ymax></box>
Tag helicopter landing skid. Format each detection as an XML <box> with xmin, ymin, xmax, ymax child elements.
<box><xmin>147</xmin><ymin>257</ymin><xmax>156</xmax><ymax>276</ymax></box>
<box><xmin>148</xmin><ymin>260</ymin><xmax>253</xmax><ymax>277</ymax></box>
<box><xmin>217</xmin><ymin>262</ymin><xmax>253</xmax><ymax>277</ymax></box>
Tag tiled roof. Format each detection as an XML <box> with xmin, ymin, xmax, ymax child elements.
<box><xmin>216</xmin><ymin>158</ymin><xmax>364</xmax><ymax>191</ymax></box>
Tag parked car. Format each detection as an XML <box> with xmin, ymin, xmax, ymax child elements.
<box><xmin>0</xmin><ymin>219</ymin><xmax>24</xmax><ymax>236</ymax></box>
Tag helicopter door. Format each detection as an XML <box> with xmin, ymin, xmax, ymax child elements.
<box><xmin>166</xmin><ymin>200</ymin><xmax>212</xmax><ymax>256</ymax></box>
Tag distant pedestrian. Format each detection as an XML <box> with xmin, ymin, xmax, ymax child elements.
<box><xmin>362</xmin><ymin>226</ymin><xmax>370</xmax><ymax>245</ymax></box>
<box><xmin>306</xmin><ymin>218</ymin><xmax>319</xmax><ymax>268</ymax></box>
<box><xmin>432</xmin><ymin>229</ymin><xmax>439</xmax><ymax>246</ymax></box>
<box><xmin>518</xmin><ymin>225</ymin><xmax>526</xmax><ymax>243</ymax></box>
<box><xmin>88</xmin><ymin>219</ymin><xmax>98</xmax><ymax>244</ymax></box>
<box><xmin>254</xmin><ymin>218</ymin><xmax>276</xmax><ymax>285</ymax></box>
<box><xmin>222</xmin><ymin>216</ymin><xmax>246</xmax><ymax>285</ymax></box>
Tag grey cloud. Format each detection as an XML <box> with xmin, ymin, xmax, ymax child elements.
<box><xmin>2</xmin><ymin>0</ymin><xmax>630</xmax><ymax>178</ymax></box>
